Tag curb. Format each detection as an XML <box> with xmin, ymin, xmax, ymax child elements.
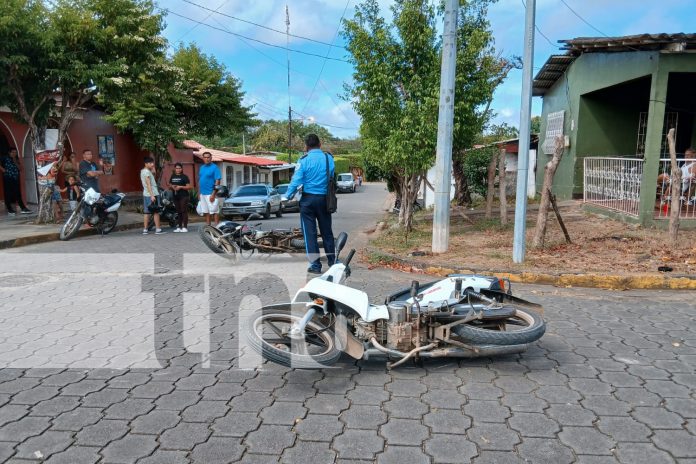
<box><xmin>0</xmin><ymin>221</ymin><xmax>145</xmax><ymax>250</ymax></box>
<box><xmin>364</xmin><ymin>247</ymin><xmax>696</xmax><ymax>290</ymax></box>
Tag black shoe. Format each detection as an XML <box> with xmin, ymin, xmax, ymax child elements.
<box><xmin>307</xmin><ymin>267</ymin><xmax>322</xmax><ymax>275</ymax></box>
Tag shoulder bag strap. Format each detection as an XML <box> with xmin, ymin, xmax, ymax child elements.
<box><xmin>324</xmin><ymin>152</ymin><xmax>330</xmax><ymax>188</ymax></box>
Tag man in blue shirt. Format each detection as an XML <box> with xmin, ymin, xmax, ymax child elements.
<box><xmin>198</xmin><ymin>151</ymin><xmax>222</xmax><ymax>225</ymax></box>
<box><xmin>286</xmin><ymin>134</ymin><xmax>336</xmax><ymax>274</ymax></box>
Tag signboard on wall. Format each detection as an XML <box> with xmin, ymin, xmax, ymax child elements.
<box><xmin>98</xmin><ymin>135</ymin><xmax>115</xmax><ymax>175</ymax></box>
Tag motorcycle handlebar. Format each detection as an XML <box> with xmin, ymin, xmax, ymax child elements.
<box><xmin>344</xmin><ymin>249</ymin><xmax>356</xmax><ymax>267</ymax></box>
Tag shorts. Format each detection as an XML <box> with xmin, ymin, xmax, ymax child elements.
<box><xmin>198</xmin><ymin>194</ymin><xmax>219</xmax><ymax>214</ymax></box>
<box><xmin>69</xmin><ymin>200</ymin><xmax>77</xmax><ymax>211</ymax></box>
<box><xmin>143</xmin><ymin>195</ymin><xmax>160</xmax><ymax>213</ymax></box>
<box><xmin>51</xmin><ymin>190</ymin><xmax>62</xmax><ymax>202</ymax></box>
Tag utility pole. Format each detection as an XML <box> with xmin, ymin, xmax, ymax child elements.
<box><xmin>512</xmin><ymin>0</ymin><xmax>536</xmax><ymax>263</ymax></box>
<box><xmin>286</xmin><ymin>5</ymin><xmax>293</xmax><ymax>164</ymax></box>
<box><xmin>242</xmin><ymin>133</ymin><xmax>246</xmax><ymax>155</ymax></box>
<box><xmin>432</xmin><ymin>0</ymin><xmax>458</xmax><ymax>253</ymax></box>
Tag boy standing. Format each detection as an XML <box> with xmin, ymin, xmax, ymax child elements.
<box><xmin>141</xmin><ymin>157</ymin><xmax>165</xmax><ymax>235</ymax></box>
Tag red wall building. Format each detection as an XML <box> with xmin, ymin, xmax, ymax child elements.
<box><xmin>0</xmin><ymin>107</ymin><xmax>149</xmax><ymax>207</ymax></box>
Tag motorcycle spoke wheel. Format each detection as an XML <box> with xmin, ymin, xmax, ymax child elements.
<box><xmin>452</xmin><ymin>307</ymin><xmax>545</xmax><ymax>346</ymax></box>
<box><xmin>200</xmin><ymin>225</ymin><xmax>238</xmax><ymax>261</ymax></box>
<box><xmin>59</xmin><ymin>210</ymin><xmax>83</xmax><ymax>241</ymax></box>
<box><xmin>244</xmin><ymin>308</ymin><xmax>341</xmax><ymax>368</ymax></box>
<box><xmin>99</xmin><ymin>212</ymin><xmax>118</xmax><ymax>235</ymax></box>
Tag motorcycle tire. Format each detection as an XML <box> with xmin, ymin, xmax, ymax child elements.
<box><xmin>244</xmin><ymin>307</ymin><xmax>341</xmax><ymax>369</ymax></box>
<box><xmin>200</xmin><ymin>225</ymin><xmax>238</xmax><ymax>260</ymax></box>
<box><xmin>168</xmin><ymin>213</ymin><xmax>179</xmax><ymax>229</ymax></box>
<box><xmin>452</xmin><ymin>307</ymin><xmax>545</xmax><ymax>346</ymax></box>
<box><xmin>59</xmin><ymin>210</ymin><xmax>83</xmax><ymax>241</ymax></box>
<box><xmin>98</xmin><ymin>212</ymin><xmax>119</xmax><ymax>235</ymax></box>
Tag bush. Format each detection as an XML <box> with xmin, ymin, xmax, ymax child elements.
<box><xmin>460</xmin><ymin>146</ymin><xmax>496</xmax><ymax>197</ymax></box>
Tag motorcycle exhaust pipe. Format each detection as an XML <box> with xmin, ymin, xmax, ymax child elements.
<box><xmin>363</xmin><ymin>340</ymin><xmax>527</xmax><ymax>361</ymax></box>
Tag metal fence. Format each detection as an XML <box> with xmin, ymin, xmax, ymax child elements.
<box><xmin>656</xmin><ymin>158</ymin><xmax>696</xmax><ymax>219</ymax></box>
<box><xmin>584</xmin><ymin>157</ymin><xmax>643</xmax><ymax>217</ymax></box>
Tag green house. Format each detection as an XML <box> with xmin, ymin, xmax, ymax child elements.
<box><xmin>533</xmin><ymin>33</ymin><xmax>696</xmax><ymax>226</ymax></box>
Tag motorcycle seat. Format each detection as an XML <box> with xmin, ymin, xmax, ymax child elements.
<box><xmin>102</xmin><ymin>194</ymin><xmax>122</xmax><ymax>208</ymax></box>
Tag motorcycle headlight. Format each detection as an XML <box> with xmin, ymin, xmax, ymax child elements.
<box><xmin>250</xmin><ymin>200</ymin><xmax>264</xmax><ymax>206</ymax></box>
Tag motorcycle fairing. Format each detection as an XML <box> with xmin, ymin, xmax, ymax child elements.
<box><xmin>292</xmin><ymin>279</ymin><xmax>389</xmax><ymax>322</ymax></box>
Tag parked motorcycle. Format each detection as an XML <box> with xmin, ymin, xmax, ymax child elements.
<box><xmin>244</xmin><ymin>233</ymin><xmax>546</xmax><ymax>369</ymax></box>
<box><xmin>200</xmin><ymin>213</ymin><xmax>314</xmax><ymax>261</ymax></box>
<box><xmin>59</xmin><ymin>186</ymin><xmax>125</xmax><ymax>241</ymax></box>
<box><xmin>147</xmin><ymin>189</ymin><xmax>179</xmax><ymax>230</ymax></box>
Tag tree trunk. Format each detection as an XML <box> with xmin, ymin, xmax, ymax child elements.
<box><xmin>485</xmin><ymin>149</ymin><xmax>498</xmax><ymax>218</ymax></box>
<box><xmin>667</xmin><ymin>128</ymin><xmax>681</xmax><ymax>244</ymax></box>
<box><xmin>531</xmin><ymin>136</ymin><xmax>564</xmax><ymax>249</ymax></box>
<box><xmin>452</xmin><ymin>153</ymin><xmax>472</xmax><ymax>206</ymax></box>
<box><xmin>400</xmin><ymin>173</ymin><xmax>420</xmax><ymax>232</ymax></box>
<box><xmin>498</xmin><ymin>147</ymin><xmax>507</xmax><ymax>225</ymax></box>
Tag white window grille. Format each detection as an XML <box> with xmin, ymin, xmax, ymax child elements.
<box><xmin>542</xmin><ymin>110</ymin><xmax>564</xmax><ymax>155</ymax></box>
<box><xmin>225</xmin><ymin>166</ymin><xmax>233</xmax><ymax>187</ymax></box>
<box><xmin>635</xmin><ymin>112</ymin><xmax>678</xmax><ymax>157</ymax></box>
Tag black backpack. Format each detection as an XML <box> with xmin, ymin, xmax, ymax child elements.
<box><xmin>324</xmin><ymin>152</ymin><xmax>337</xmax><ymax>214</ymax></box>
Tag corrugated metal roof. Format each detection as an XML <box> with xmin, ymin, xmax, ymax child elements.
<box><xmin>533</xmin><ymin>33</ymin><xmax>696</xmax><ymax>96</ymax></box>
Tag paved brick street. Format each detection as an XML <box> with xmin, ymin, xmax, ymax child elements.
<box><xmin>0</xmin><ymin>185</ymin><xmax>694</xmax><ymax>463</ymax></box>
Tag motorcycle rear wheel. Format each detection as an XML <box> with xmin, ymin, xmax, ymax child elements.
<box><xmin>200</xmin><ymin>225</ymin><xmax>238</xmax><ymax>260</ymax></box>
<box><xmin>452</xmin><ymin>307</ymin><xmax>545</xmax><ymax>346</ymax></box>
<box><xmin>98</xmin><ymin>212</ymin><xmax>118</xmax><ymax>235</ymax></box>
<box><xmin>244</xmin><ymin>307</ymin><xmax>341</xmax><ymax>368</ymax></box>
<box><xmin>59</xmin><ymin>210</ymin><xmax>83</xmax><ymax>241</ymax></box>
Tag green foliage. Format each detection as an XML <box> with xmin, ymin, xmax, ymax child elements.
<box><xmin>458</xmin><ymin>145</ymin><xmax>496</xmax><ymax>197</ymax></box>
<box><xmin>477</xmin><ymin>122</ymin><xmax>519</xmax><ymax>145</ymax></box>
<box><xmin>248</xmin><ymin>119</ymin><xmax>335</xmax><ymax>153</ymax></box>
<box><xmin>530</xmin><ymin>115</ymin><xmax>541</xmax><ymax>134</ymax></box>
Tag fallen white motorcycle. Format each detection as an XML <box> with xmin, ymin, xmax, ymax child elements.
<box><xmin>244</xmin><ymin>233</ymin><xmax>546</xmax><ymax>369</ymax></box>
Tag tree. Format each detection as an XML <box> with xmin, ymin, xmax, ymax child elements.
<box><xmin>102</xmin><ymin>43</ymin><xmax>255</xmax><ymax>177</ymax></box>
<box><xmin>531</xmin><ymin>115</ymin><xmax>541</xmax><ymax>134</ymax></box>
<box><xmin>344</xmin><ymin>0</ymin><xmax>440</xmax><ymax>231</ymax></box>
<box><xmin>249</xmin><ymin>119</ymin><xmax>334</xmax><ymax>153</ymax></box>
<box><xmin>0</xmin><ymin>0</ymin><xmax>165</xmax><ymax>222</ymax></box>
<box><xmin>451</xmin><ymin>1</ymin><xmax>520</xmax><ymax>206</ymax></box>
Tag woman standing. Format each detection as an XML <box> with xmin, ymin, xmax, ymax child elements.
<box><xmin>168</xmin><ymin>163</ymin><xmax>192</xmax><ymax>232</ymax></box>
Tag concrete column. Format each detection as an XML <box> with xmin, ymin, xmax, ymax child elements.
<box><xmin>638</xmin><ymin>66</ymin><xmax>668</xmax><ymax>226</ymax></box>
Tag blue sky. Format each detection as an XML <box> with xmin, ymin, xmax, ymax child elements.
<box><xmin>159</xmin><ymin>0</ymin><xmax>696</xmax><ymax>139</ymax></box>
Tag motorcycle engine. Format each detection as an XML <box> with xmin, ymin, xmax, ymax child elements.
<box><xmin>354</xmin><ymin>301</ymin><xmax>424</xmax><ymax>352</ymax></box>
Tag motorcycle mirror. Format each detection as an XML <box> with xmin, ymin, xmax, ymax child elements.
<box><xmin>334</xmin><ymin>232</ymin><xmax>348</xmax><ymax>258</ymax></box>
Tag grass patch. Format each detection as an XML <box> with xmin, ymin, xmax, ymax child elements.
<box><xmin>366</xmin><ymin>251</ymin><xmax>398</xmax><ymax>265</ymax></box>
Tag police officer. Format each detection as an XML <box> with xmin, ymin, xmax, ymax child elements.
<box><xmin>285</xmin><ymin>134</ymin><xmax>336</xmax><ymax>274</ymax></box>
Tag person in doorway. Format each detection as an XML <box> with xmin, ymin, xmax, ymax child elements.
<box><xmin>285</xmin><ymin>133</ymin><xmax>336</xmax><ymax>274</ymax></box>
<box><xmin>78</xmin><ymin>149</ymin><xmax>103</xmax><ymax>193</ymax></box>
<box><xmin>61</xmin><ymin>152</ymin><xmax>79</xmax><ymax>185</ymax></box>
<box><xmin>198</xmin><ymin>151</ymin><xmax>221</xmax><ymax>225</ymax></box>
<box><xmin>65</xmin><ymin>175</ymin><xmax>80</xmax><ymax>212</ymax></box>
<box><xmin>0</xmin><ymin>147</ymin><xmax>32</xmax><ymax>215</ymax></box>
<box><xmin>141</xmin><ymin>157</ymin><xmax>165</xmax><ymax>235</ymax></box>
<box><xmin>168</xmin><ymin>162</ymin><xmax>192</xmax><ymax>232</ymax></box>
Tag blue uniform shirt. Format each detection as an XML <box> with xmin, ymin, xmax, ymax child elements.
<box><xmin>198</xmin><ymin>163</ymin><xmax>222</xmax><ymax>195</ymax></box>
<box><xmin>286</xmin><ymin>149</ymin><xmax>334</xmax><ymax>199</ymax></box>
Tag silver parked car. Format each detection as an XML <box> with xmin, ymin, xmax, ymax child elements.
<box><xmin>276</xmin><ymin>183</ymin><xmax>300</xmax><ymax>212</ymax></box>
<box><xmin>221</xmin><ymin>184</ymin><xmax>282</xmax><ymax>219</ymax></box>
<box><xmin>337</xmin><ymin>173</ymin><xmax>356</xmax><ymax>193</ymax></box>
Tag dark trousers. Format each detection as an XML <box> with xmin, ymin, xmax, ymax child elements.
<box><xmin>3</xmin><ymin>177</ymin><xmax>27</xmax><ymax>212</ymax></box>
<box><xmin>299</xmin><ymin>194</ymin><xmax>335</xmax><ymax>269</ymax></box>
<box><xmin>175</xmin><ymin>195</ymin><xmax>189</xmax><ymax>228</ymax></box>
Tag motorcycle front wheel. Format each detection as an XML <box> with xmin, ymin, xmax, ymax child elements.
<box><xmin>98</xmin><ymin>212</ymin><xmax>119</xmax><ymax>235</ymax></box>
<box><xmin>59</xmin><ymin>209</ymin><xmax>83</xmax><ymax>241</ymax></box>
<box><xmin>244</xmin><ymin>307</ymin><xmax>341</xmax><ymax>369</ymax></box>
<box><xmin>200</xmin><ymin>225</ymin><xmax>238</xmax><ymax>260</ymax></box>
<box><xmin>452</xmin><ymin>307</ymin><xmax>545</xmax><ymax>346</ymax></box>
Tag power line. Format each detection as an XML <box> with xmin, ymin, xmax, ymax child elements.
<box><xmin>301</xmin><ymin>0</ymin><xmax>352</xmax><ymax>114</ymax></box>
<box><xmin>174</xmin><ymin>0</ymin><xmax>230</xmax><ymax>43</ymax></box>
<box><xmin>157</xmin><ymin>7</ymin><xmax>351</xmax><ymax>63</ymax></box>
<box><xmin>179</xmin><ymin>0</ymin><xmax>346</xmax><ymax>51</ymax></box>
<box><xmin>558</xmin><ymin>0</ymin><xmax>608</xmax><ymax>37</ymax></box>
<box><xmin>520</xmin><ymin>0</ymin><xmax>556</xmax><ymax>48</ymax></box>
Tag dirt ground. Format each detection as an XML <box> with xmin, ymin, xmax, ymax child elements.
<box><xmin>367</xmin><ymin>202</ymin><xmax>696</xmax><ymax>276</ymax></box>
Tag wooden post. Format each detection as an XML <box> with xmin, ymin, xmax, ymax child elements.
<box><xmin>667</xmin><ymin>128</ymin><xmax>680</xmax><ymax>244</ymax></box>
<box><xmin>498</xmin><ymin>147</ymin><xmax>507</xmax><ymax>225</ymax></box>
<box><xmin>485</xmin><ymin>149</ymin><xmax>498</xmax><ymax>219</ymax></box>
<box><xmin>549</xmin><ymin>190</ymin><xmax>571</xmax><ymax>244</ymax></box>
<box><xmin>531</xmin><ymin>136</ymin><xmax>564</xmax><ymax>249</ymax></box>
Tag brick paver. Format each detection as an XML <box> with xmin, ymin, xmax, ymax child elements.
<box><xmin>0</xmin><ymin>219</ymin><xmax>694</xmax><ymax>463</ymax></box>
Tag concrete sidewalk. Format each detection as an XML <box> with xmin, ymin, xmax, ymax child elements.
<box><xmin>0</xmin><ymin>209</ymin><xmax>147</xmax><ymax>249</ymax></box>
